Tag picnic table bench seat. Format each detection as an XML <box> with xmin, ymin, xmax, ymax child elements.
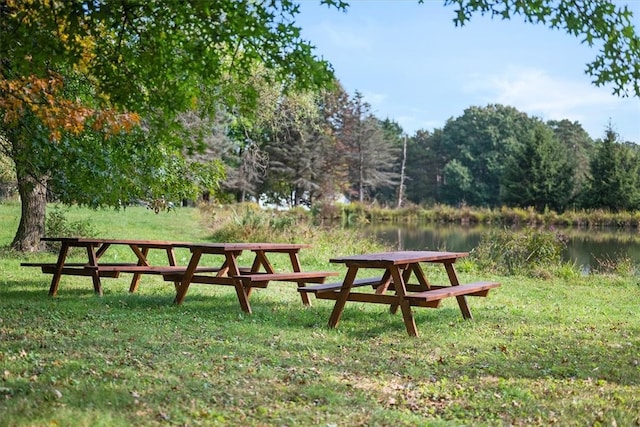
<box><xmin>92</xmin><ymin>265</ymin><xmax>223</xmax><ymax>274</ymax></box>
<box><xmin>21</xmin><ymin>262</ymin><xmax>141</xmax><ymax>269</ymax></box>
<box><xmin>21</xmin><ymin>262</ymin><xmax>127</xmax><ymax>267</ymax></box>
<box><xmin>21</xmin><ymin>262</ymin><xmax>223</xmax><ymax>277</ymax></box>
<box><xmin>404</xmin><ymin>281</ymin><xmax>501</xmax><ymax>307</ymax></box>
<box><xmin>233</xmin><ymin>271</ymin><xmax>339</xmax><ymax>287</ymax></box>
<box><xmin>303</xmin><ymin>280</ymin><xmax>500</xmax><ymax>308</ymax></box>
<box><xmin>161</xmin><ymin>267</ymin><xmax>261</xmax><ymax>286</ymax></box>
<box><xmin>21</xmin><ymin>262</ymin><xmax>141</xmax><ymax>278</ymax></box>
<box><xmin>298</xmin><ymin>276</ymin><xmax>385</xmax><ymax>293</ymax></box>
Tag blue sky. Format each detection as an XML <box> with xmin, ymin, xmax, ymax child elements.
<box><xmin>295</xmin><ymin>0</ymin><xmax>640</xmax><ymax>142</ymax></box>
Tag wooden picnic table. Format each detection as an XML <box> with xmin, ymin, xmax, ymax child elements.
<box><xmin>298</xmin><ymin>251</ymin><xmax>500</xmax><ymax>337</ymax></box>
<box><xmin>164</xmin><ymin>242</ymin><xmax>337</xmax><ymax>314</ymax></box>
<box><xmin>22</xmin><ymin>239</ymin><xmax>337</xmax><ymax>313</ymax></box>
<box><xmin>21</xmin><ymin>237</ymin><xmax>215</xmax><ymax>296</ymax></box>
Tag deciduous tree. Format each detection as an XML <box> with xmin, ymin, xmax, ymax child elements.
<box><xmin>438</xmin><ymin>104</ymin><xmax>535</xmax><ymax>207</ymax></box>
<box><xmin>1</xmin><ymin>0</ymin><xmax>336</xmax><ymax>251</ymax></box>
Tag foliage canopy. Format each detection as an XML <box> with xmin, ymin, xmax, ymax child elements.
<box><xmin>1</xmin><ymin>0</ymin><xmax>337</xmax><ymax>122</ymax></box>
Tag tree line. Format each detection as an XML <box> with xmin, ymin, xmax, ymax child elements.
<box><xmin>4</xmin><ymin>84</ymin><xmax>637</xmax><ymax>214</ymax></box>
<box><xmin>404</xmin><ymin>105</ymin><xmax>640</xmax><ymax>213</ymax></box>
<box><xmin>200</xmin><ymin>93</ymin><xmax>640</xmax><ymax>213</ymax></box>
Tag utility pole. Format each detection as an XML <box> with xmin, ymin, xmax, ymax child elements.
<box><xmin>397</xmin><ymin>134</ymin><xmax>407</xmax><ymax>209</ymax></box>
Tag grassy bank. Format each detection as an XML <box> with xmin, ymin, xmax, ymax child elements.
<box><xmin>1</xmin><ymin>202</ymin><xmax>639</xmax><ymax>426</ymax></box>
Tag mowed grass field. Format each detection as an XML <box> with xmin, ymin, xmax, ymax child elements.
<box><xmin>1</xmin><ymin>201</ymin><xmax>639</xmax><ymax>426</ymax></box>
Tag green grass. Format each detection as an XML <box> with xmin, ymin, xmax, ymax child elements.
<box><xmin>1</xmin><ymin>201</ymin><xmax>639</xmax><ymax>426</ymax></box>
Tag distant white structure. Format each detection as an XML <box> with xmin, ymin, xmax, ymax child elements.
<box><xmin>257</xmin><ymin>193</ymin><xmax>350</xmax><ymax>210</ymax></box>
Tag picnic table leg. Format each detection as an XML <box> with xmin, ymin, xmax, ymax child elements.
<box><xmin>94</xmin><ymin>243</ymin><xmax>111</xmax><ymax>259</ymax></box>
<box><xmin>233</xmin><ymin>283</ymin><xmax>252</xmax><ymax>313</ymax></box>
<box><xmin>389</xmin><ymin>266</ymin><xmax>412</xmax><ymax>315</ymax></box>
<box><xmin>233</xmin><ymin>251</ymin><xmax>257</xmax><ymax>299</ymax></box>
<box><xmin>251</xmin><ymin>250</ymin><xmax>275</xmax><ymax>273</ymax></box>
<box><xmin>215</xmin><ymin>259</ymin><xmax>230</xmax><ymax>277</ymax></box>
<box><xmin>389</xmin><ymin>262</ymin><xmax>432</xmax><ymax>314</ymax></box>
<box><xmin>328</xmin><ymin>266</ymin><xmax>359</xmax><ymax>328</ymax></box>
<box><xmin>288</xmin><ymin>251</ymin><xmax>312</xmax><ymax>306</ymax></box>
<box><xmin>86</xmin><ymin>245</ymin><xmax>103</xmax><ymax>296</ymax></box>
<box><xmin>375</xmin><ymin>270</ymin><xmax>393</xmax><ymax>295</ymax></box>
<box><xmin>166</xmin><ymin>248</ymin><xmax>180</xmax><ymax>291</ymax></box>
<box><xmin>174</xmin><ymin>249</ymin><xmax>202</xmax><ymax>305</ymax></box>
<box><xmin>388</xmin><ymin>266</ymin><xmax>418</xmax><ymax>336</ymax></box>
<box><xmin>128</xmin><ymin>246</ymin><xmax>150</xmax><ymax>293</ymax></box>
<box><xmin>411</xmin><ymin>263</ymin><xmax>432</xmax><ymax>290</ymax></box>
<box><xmin>444</xmin><ymin>262</ymin><xmax>473</xmax><ymax>320</ymax></box>
<box><xmin>225</xmin><ymin>251</ymin><xmax>254</xmax><ymax>314</ymax></box>
<box><xmin>48</xmin><ymin>242</ymin><xmax>70</xmax><ymax>297</ymax></box>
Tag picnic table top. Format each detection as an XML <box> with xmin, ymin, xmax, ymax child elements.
<box><xmin>41</xmin><ymin>237</ymin><xmax>193</xmax><ymax>246</ymax></box>
<box><xmin>40</xmin><ymin>237</ymin><xmax>311</xmax><ymax>252</ymax></box>
<box><xmin>184</xmin><ymin>242</ymin><xmax>311</xmax><ymax>251</ymax></box>
<box><xmin>329</xmin><ymin>250</ymin><xmax>469</xmax><ymax>266</ymax></box>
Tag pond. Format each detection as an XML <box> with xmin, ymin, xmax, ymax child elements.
<box><xmin>363</xmin><ymin>224</ymin><xmax>640</xmax><ymax>272</ymax></box>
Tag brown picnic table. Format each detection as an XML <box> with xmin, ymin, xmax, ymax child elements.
<box><xmin>298</xmin><ymin>251</ymin><xmax>500</xmax><ymax>337</ymax></box>
<box><xmin>20</xmin><ymin>237</ymin><xmax>214</xmax><ymax>296</ymax></box>
<box><xmin>163</xmin><ymin>242</ymin><xmax>338</xmax><ymax>314</ymax></box>
<box><xmin>22</xmin><ymin>239</ymin><xmax>337</xmax><ymax>314</ymax></box>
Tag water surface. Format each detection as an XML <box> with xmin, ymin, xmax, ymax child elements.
<box><xmin>363</xmin><ymin>224</ymin><xmax>640</xmax><ymax>271</ymax></box>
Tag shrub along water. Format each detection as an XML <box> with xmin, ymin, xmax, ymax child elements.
<box><xmin>320</xmin><ymin>202</ymin><xmax>640</xmax><ymax>229</ymax></box>
<box><xmin>472</xmin><ymin>227</ymin><xmax>573</xmax><ymax>278</ymax></box>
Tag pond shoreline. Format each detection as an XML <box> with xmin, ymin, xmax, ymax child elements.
<box><xmin>317</xmin><ymin>203</ymin><xmax>640</xmax><ymax>230</ymax></box>
<box><xmin>362</xmin><ymin>223</ymin><xmax>640</xmax><ymax>273</ymax></box>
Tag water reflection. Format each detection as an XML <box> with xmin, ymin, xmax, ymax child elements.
<box><xmin>364</xmin><ymin>224</ymin><xmax>640</xmax><ymax>270</ymax></box>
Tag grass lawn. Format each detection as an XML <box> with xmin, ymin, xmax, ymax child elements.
<box><xmin>1</xmin><ymin>201</ymin><xmax>639</xmax><ymax>426</ymax></box>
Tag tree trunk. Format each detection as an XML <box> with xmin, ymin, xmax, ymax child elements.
<box><xmin>11</xmin><ymin>170</ymin><xmax>47</xmax><ymax>252</ymax></box>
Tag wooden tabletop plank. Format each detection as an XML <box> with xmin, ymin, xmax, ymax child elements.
<box><xmin>329</xmin><ymin>251</ymin><xmax>468</xmax><ymax>266</ymax></box>
<box><xmin>40</xmin><ymin>237</ymin><xmax>194</xmax><ymax>248</ymax></box>
<box><xmin>40</xmin><ymin>238</ymin><xmax>311</xmax><ymax>252</ymax></box>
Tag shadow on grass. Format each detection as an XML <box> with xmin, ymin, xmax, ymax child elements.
<box><xmin>3</xmin><ymin>278</ymin><xmax>639</xmax><ymax>388</ymax></box>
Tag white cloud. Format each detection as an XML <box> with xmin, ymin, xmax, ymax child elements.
<box><xmin>465</xmin><ymin>66</ymin><xmax>620</xmax><ymax>122</ymax></box>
